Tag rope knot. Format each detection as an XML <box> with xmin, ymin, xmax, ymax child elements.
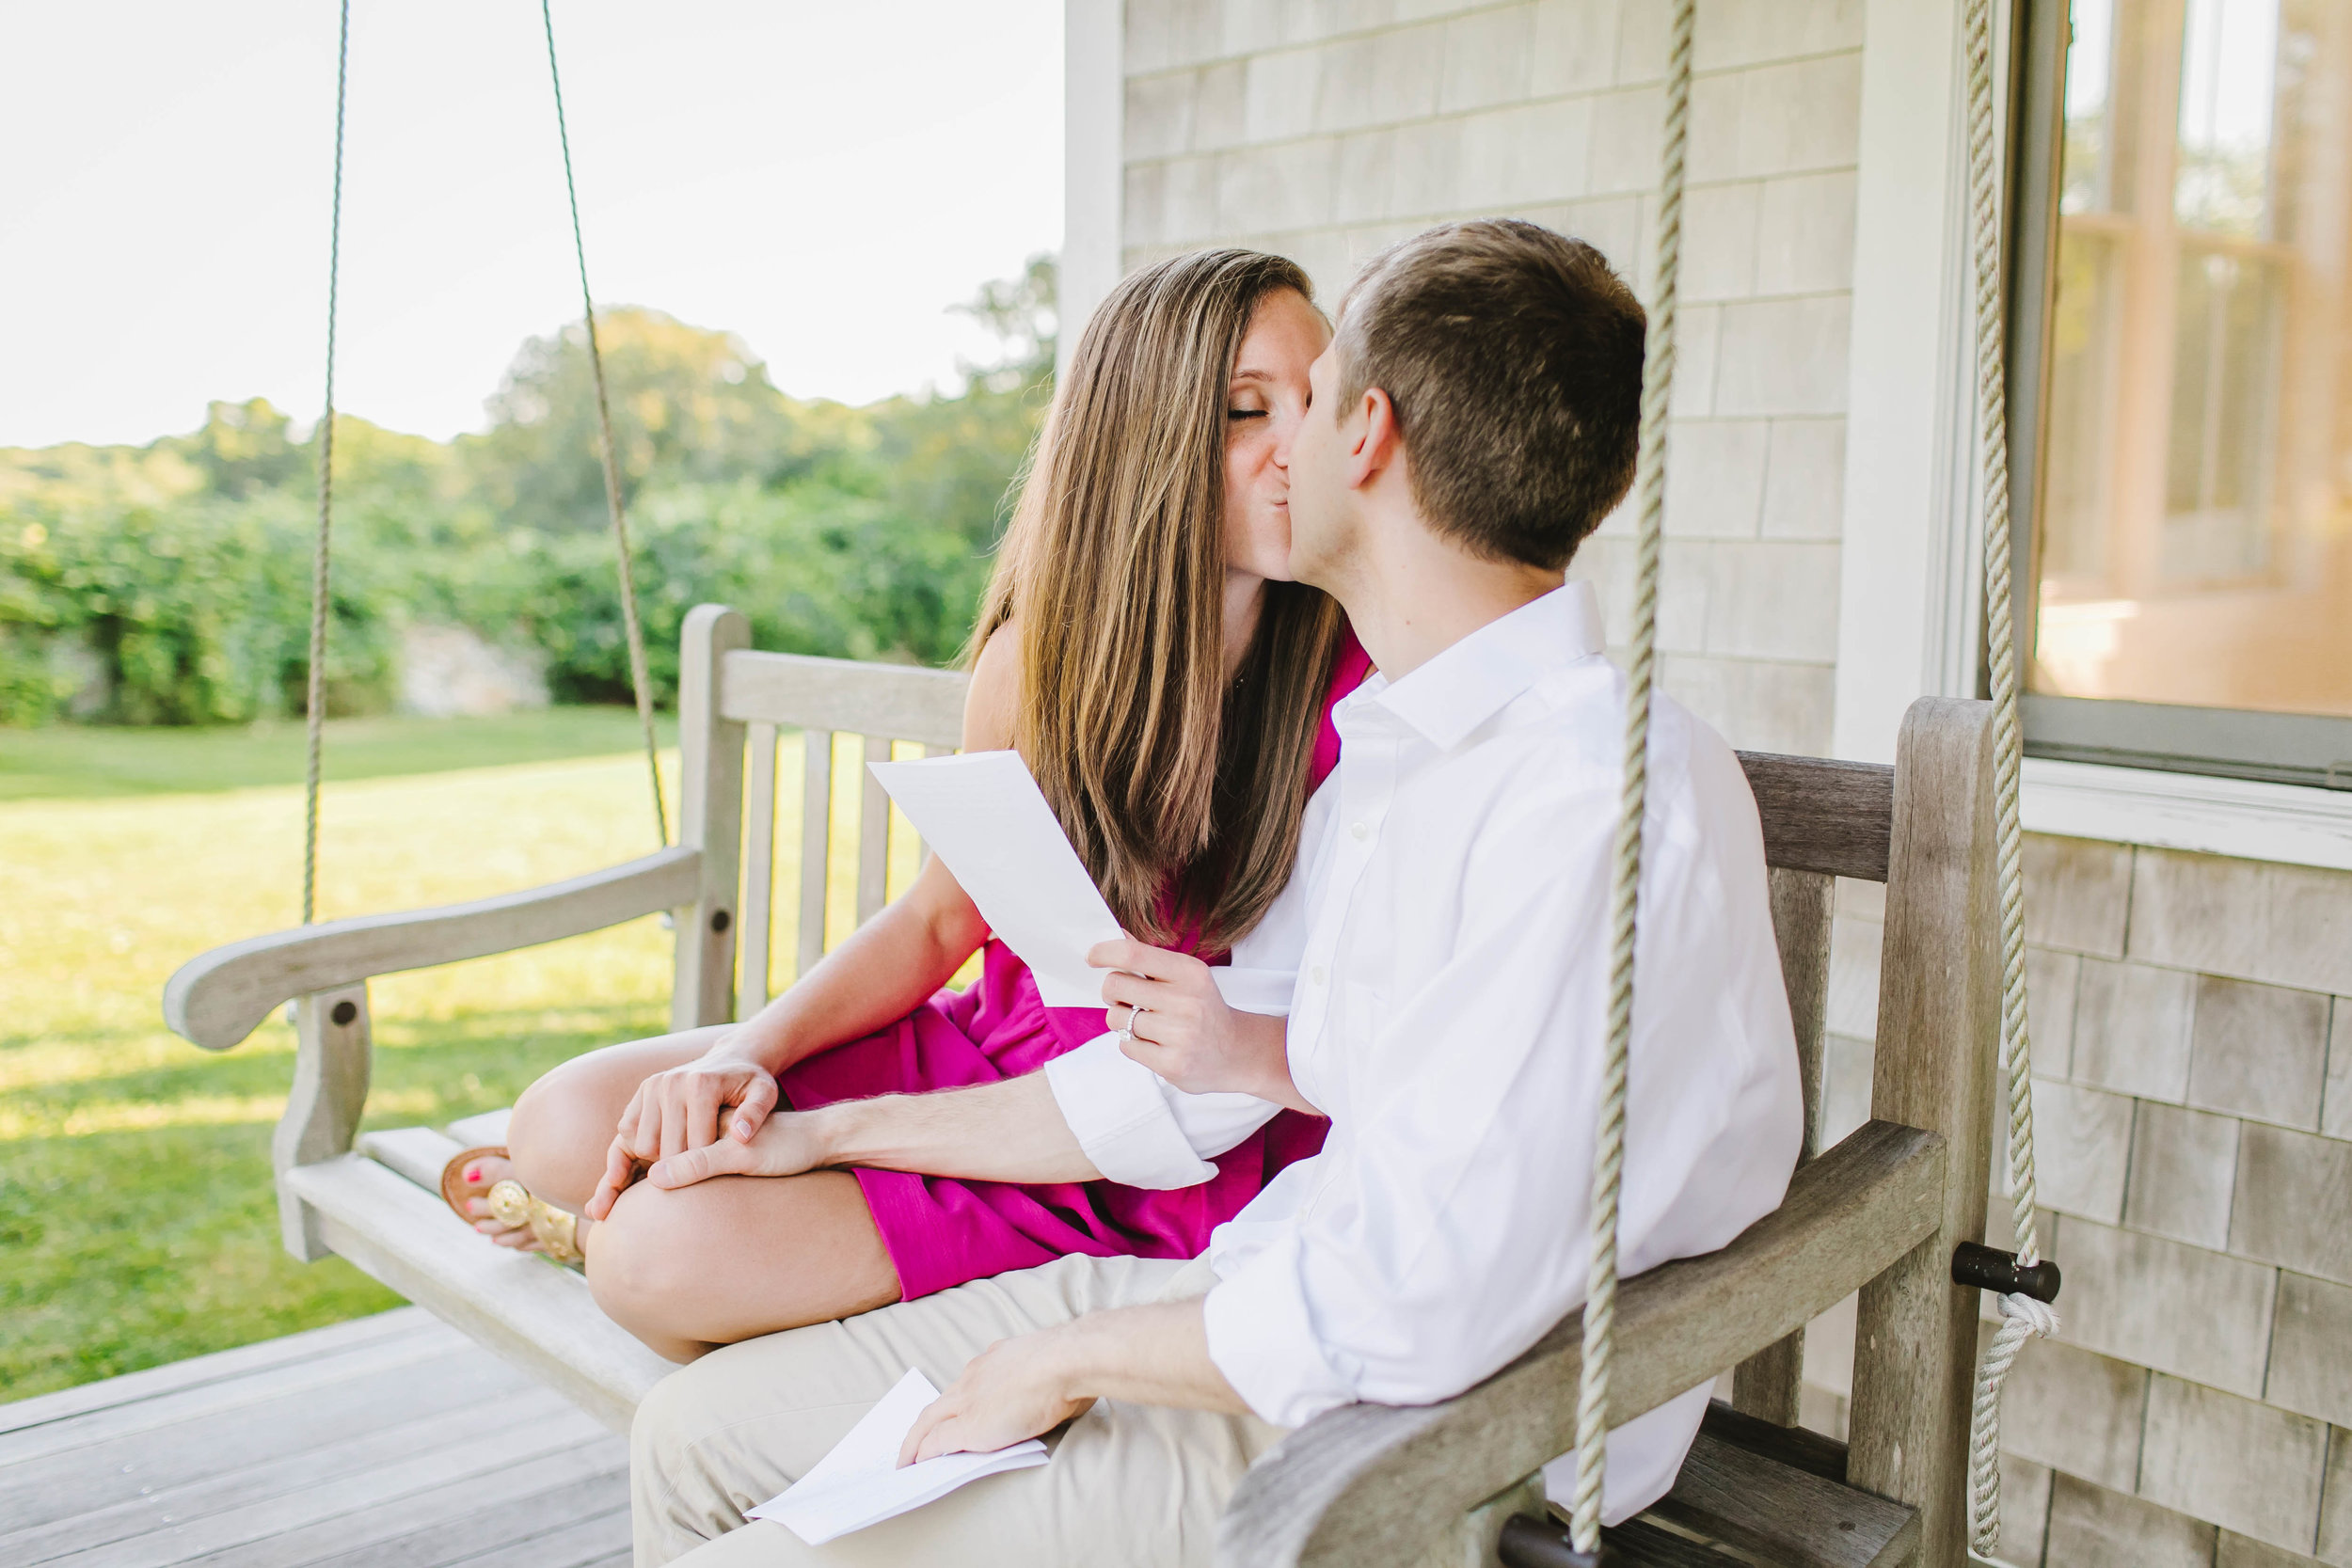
<box><xmin>1996</xmin><ymin>1291</ymin><xmax>2058</xmax><ymax>1338</ymax></box>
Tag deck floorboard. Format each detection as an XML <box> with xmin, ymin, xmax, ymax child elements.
<box><xmin>4</xmin><ymin>1309</ymin><xmax>633</xmax><ymax>1568</ymax></box>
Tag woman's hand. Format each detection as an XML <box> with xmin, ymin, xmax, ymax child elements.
<box><xmin>1089</xmin><ymin>938</ymin><xmax>1298</xmax><ymax>1105</ymax></box>
<box><xmin>584</xmin><ymin>1037</ymin><xmax>780</xmax><ymax>1218</ymax></box>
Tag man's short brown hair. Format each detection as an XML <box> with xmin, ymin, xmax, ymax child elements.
<box><xmin>1335</xmin><ymin>219</ymin><xmax>1645</xmax><ymax>570</ymax></box>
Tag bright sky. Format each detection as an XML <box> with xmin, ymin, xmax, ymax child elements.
<box><xmin>0</xmin><ymin>2</ymin><xmax>1064</xmax><ymax>450</ymax></box>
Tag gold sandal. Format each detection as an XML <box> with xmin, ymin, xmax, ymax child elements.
<box><xmin>439</xmin><ymin>1146</ymin><xmax>585</xmax><ymax>1264</ymax></box>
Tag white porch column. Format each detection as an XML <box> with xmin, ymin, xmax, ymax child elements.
<box><xmin>1832</xmin><ymin>0</ymin><xmax>1981</xmax><ymax>764</ymax></box>
<box><xmin>1059</xmin><ymin>0</ymin><xmax>1123</xmax><ymax>378</ymax></box>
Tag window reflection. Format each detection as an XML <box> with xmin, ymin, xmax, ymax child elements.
<box><xmin>2033</xmin><ymin>0</ymin><xmax>2352</xmax><ymax>719</ymax></box>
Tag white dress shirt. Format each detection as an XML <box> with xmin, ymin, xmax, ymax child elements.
<box><xmin>1045</xmin><ymin>581</ymin><xmax>1802</xmax><ymax>1525</ymax></box>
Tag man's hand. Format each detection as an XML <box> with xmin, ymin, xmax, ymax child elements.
<box><xmin>588</xmin><ymin>1109</ymin><xmax>833</xmax><ymax>1214</ymax></box>
<box><xmin>898</xmin><ymin>1298</ymin><xmax>1247</xmax><ymax>1466</ymax></box>
<box><xmin>1089</xmin><ymin>939</ymin><xmax>1312</xmax><ymax>1112</ymax></box>
<box><xmin>898</xmin><ymin>1326</ymin><xmax>1090</xmax><ymax>1465</ymax></box>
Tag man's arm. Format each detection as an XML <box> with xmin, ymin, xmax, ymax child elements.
<box><xmin>638</xmin><ymin>954</ymin><xmax>1314</xmax><ymax>1196</ymax></box>
<box><xmin>898</xmin><ymin>1298</ymin><xmax>1248</xmax><ymax>1465</ymax></box>
<box><xmin>644</xmin><ymin>1072</ymin><xmax>1105</xmax><ymax>1189</ymax></box>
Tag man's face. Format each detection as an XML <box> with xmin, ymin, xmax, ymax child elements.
<box><xmin>1283</xmin><ymin>338</ymin><xmax>1352</xmax><ymax>590</ymax></box>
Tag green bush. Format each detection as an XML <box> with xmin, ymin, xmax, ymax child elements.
<box><xmin>0</xmin><ymin>264</ymin><xmax>1053</xmax><ymax>727</ymax></box>
<box><xmin>5</xmin><ymin>488</ymin><xmax>398</xmax><ymax>725</ymax></box>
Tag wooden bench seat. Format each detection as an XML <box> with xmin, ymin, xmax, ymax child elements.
<box><xmin>166</xmin><ymin>607</ymin><xmax>2003</xmax><ymax>1568</ymax></box>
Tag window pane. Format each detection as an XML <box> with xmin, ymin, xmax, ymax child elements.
<box><xmin>2031</xmin><ymin>0</ymin><xmax>2352</xmax><ymax>721</ymax></box>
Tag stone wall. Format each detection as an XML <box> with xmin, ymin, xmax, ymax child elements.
<box><xmin>1818</xmin><ymin>838</ymin><xmax>2352</xmax><ymax>1566</ymax></box>
<box><xmin>1121</xmin><ymin>0</ymin><xmax>1858</xmax><ymax>755</ymax></box>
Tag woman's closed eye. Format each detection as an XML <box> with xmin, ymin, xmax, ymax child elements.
<box><xmin>1228</xmin><ymin>407</ymin><xmax>1269</xmax><ymax>421</ymax></box>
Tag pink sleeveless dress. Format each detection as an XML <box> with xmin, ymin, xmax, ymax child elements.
<box><xmin>777</xmin><ymin>629</ymin><xmax>1374</xmax><ymax>1301</ymax></box>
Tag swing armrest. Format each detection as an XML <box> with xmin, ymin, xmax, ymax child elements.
<box><xmin>165</xmin><ymin>847</ymin><xmax>705</xmax><ymax>1051</ymax></box>
<box><xmin>1213</xmin><ymin>1117</ymin><xmax>1947</xmax><ymax>1568</ymax></box>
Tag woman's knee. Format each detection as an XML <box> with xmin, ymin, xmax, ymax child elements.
<box><xmin>504</xmin><ymin>1063</ymin><xmax>624</xmax><ymax>1205</ymax></box>
<box><xmin>586</xmin><ymin>1181</ymin><xmax>708</xmax><ymax>1338</ymax></box>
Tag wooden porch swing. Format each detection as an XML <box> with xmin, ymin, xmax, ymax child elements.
<box><xmin>165</xmin><ymin>2</ymin><xmax>2059</xmax><ymax>1565</ymax></box>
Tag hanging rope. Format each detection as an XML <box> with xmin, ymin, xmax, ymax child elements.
<box><xmin>1567</xmin><ymin>0</ymin><xmax>1695</xmax><ymax>1553</ymax></box>
<box><xmin>1961</xmin><ymin>0</ymin><xmax>2058</xmax><ymax>1556</ymax></box>
<box><xmin>301</xmin><ymin>0</ymin><xmax>353</xmax><ymax>927</ymax></box>
<box><xmin>542</xmin><ymin>0</ymin><xmax>669</xmax><ymax>848</ymax></box>
<box><xmin>1563</xmin><ymin>2</ymin><xmax>2045</xmax><ymax>1558</ymax></box>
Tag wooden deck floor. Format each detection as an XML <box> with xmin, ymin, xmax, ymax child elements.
<box><xmin>0</xmin><ymin>1308</ymin><xmax>630</xmax><ymax>1568</ymax></box>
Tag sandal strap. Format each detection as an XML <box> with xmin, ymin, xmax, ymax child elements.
<box><xmin>486</xmin><ymin>1179</ymin><xmax>584</xmax><ymax>1264</ymax></box>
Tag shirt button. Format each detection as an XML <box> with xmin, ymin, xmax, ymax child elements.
<box><xmin>1310</xmin><ymin>964</ymin><xmax>1328</xmax><ymax>986</ymax></box>
<box><xmin>1350</xmin><ymin>820</ymin><xmax>1370</xmax><ymax>840</ymax></box>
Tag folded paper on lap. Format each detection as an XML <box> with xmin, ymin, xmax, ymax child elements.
<box><xmin>747</xmin><ymin>1368</ymin><xmax>1049</xmax><ymax>1544</ymax></box>
<box><xmin>869</xmin><ymin>750</ymin><xmax>1125</xmax><ymax>1008</ymax></box>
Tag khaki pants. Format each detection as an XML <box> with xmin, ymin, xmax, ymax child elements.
<box><xmin>631</xmin><ymin>1253</ymin><xmax>1286</xmax><ymax>1568</ymax></box>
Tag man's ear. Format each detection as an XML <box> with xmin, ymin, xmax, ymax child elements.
<box><xmin>1344</xmin><ymin>387</ymin><xmax>1402</xmax><ymax>492</ymax></box>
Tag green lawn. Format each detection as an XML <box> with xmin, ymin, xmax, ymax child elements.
<box><xmin>0</xmin><ymin>706</ymin><xmax>678</xmax><ymax>800</ymax></box>
<box><xmin>0</xmin><ymin>710</ymin><xmax>914</xmax><ymax>1402</ymax></box>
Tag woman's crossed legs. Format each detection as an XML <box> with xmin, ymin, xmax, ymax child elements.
<box><xmin>473</xmin><ymin>1028</ymin><xmax>902</xmax><ymax>1362</ymax></box>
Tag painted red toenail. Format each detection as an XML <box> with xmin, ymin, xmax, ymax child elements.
<box><xmin>465</xmin><ymin>1165</ymin><xmax>480</xmax><ymax>1181</ymax></box>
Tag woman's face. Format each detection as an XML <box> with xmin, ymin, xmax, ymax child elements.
<box><xmin>1222</xmin><ymin>287</ymin><xmax>1329</xmax><ymax>585</ymax></box>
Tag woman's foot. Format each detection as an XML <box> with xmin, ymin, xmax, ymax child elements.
<box><xmin>448</xmin><ymin>1152</ymin><xmax>537</xmax><ymax>1249</ymax></box>
<box><xmin>440</xmin><ymin>1148</ymin><xmax>591</xmax><ymax>1260</ymax></box>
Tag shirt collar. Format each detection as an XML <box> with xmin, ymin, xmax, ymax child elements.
<box><xmin>1341</xmin><ymin>580</ymin><xmax>1606</xmax><ymax>751</ymax></box>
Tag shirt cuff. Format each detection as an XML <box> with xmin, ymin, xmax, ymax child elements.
<box><xmin>1211</xmin><ymin>965</ymin><xmax>1295</xmax><ymax>1015</ymax></box>
<box><xmin>1201</xmin><ymin>1235</ymin><xmax>1359</xmax><ymax>1428</ymax></box>
<box><xmin>1042</xmin><ymin>1033</ymin><xmax>1220</xmax><ymax>1190</ymax></box>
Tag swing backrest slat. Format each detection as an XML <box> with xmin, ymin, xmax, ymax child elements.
<box><xmin>738</xmin><ymin>721</ymin><xmax>781</xmax><ymax>1022</ymax></box>
<box><xmin>1728</xmin><ymin>863</ymin><xmax>1835</xmax><ymax>1423</ymax></box>
<box><xmin>856</xmin><ymin>736</ymin><xmax>898</xmax><ymax>928</ymax></box>
<box><xmin>795</xmin><ymin>729</ymin><xmax>835</xmax><ymax>990</ymax></box>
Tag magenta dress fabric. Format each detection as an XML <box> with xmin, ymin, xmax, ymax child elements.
<box><xmin>778</xmin><ymin>628</ymin><xmax>1375</xmax><ymax>1301</ymax></box>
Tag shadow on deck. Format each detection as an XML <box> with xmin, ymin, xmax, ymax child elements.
<box><xmin>0</xmin><ymin>1308</ymin><xmax>629</xmax><ymax>1568</ymax></box>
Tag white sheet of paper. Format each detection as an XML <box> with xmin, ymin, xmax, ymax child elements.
<box><xmin>746</xmin><ymin>1368</ymin><xmax>1049</xmax><ymax>1545</ymax></box>
<box><xmin>869</xmin><ymin>751</ymin><xmax>1125</xmax><ymax>1007</ymax></box>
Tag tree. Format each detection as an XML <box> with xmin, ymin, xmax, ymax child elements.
<box><xmin>162</xmin><ymin>399</ymin><xmax>311</xmax><ymax>500</ymax></box>
<box><xmin>464</xmin><ymin>308</ymin><xmax>854</xmax><ymax>536</ymax></box>
<box><xmin>953</xmin><ymin>251</ymin><xmax>1057</xmax><ymax>392</ymax></box>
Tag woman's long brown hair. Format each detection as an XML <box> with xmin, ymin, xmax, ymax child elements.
<box><xmin>969</xmin><ymin>249</ymin><xmax>1343</xmax><ymax>951</ymax></box>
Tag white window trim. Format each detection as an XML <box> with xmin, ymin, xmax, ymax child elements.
<box><xmin>2023</xmin><ymin>759</ymin><xmax>2352</xmax><ymax>872</ymax></box>
<box><xmin>1835</xmin><ymin>0</ymin><xmax>2352</xmax><ymax>872</ymax></box>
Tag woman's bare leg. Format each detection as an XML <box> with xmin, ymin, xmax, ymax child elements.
<box><xmin>584</xmin><ymin>1168</ymin><xmax>903</xmax><ymax>1362</ymax></box>
<box><xmin>460</xmin><ymin>1024</ymin><xmax>902</xmax><ymax>1360</ymax></box>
